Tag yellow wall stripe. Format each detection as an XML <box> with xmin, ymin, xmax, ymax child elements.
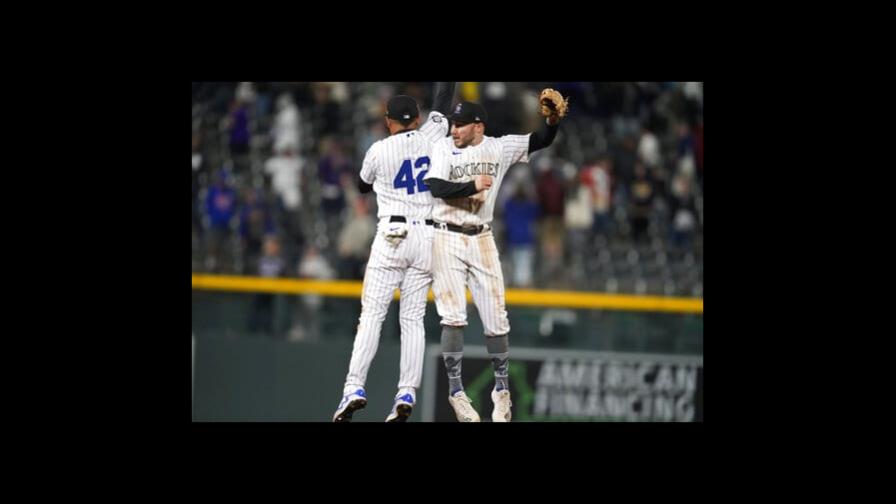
<box><xmin>192</xmin><ymin>274</ymin><xmax>702</xmax><ymax>314</ymax></box>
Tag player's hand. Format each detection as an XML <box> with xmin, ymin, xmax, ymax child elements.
<box><xmin>474</xmin><ymin>175</ymin><xmax>493</xmax><ymax>192</ymax></box>
<box><xmin>470</xmin><ymin>190</ymin><xmax>487</xmax><ymax>203</ymax></box>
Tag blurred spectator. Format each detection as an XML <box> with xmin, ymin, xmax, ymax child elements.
<box><xmin>682</xmin><ymin>83</ymin><xmax>702</xmax><ymax>143</ymax></box>
<box><xmin>318</xmin><ymin>138</ymin><xmax>352</xmax><ymax>250</ymax></box>
<box><xmin>204</xmin><ymin>169</ymin><xmax>238</xmax><ymax>272</ymax></box>
<box><xmin>336</xmin><ymin>197</ymin><xmax>376</xmax><ymax>280</ymax></box>
<box><xmin>677</xmin><ymin>153</ymin><xmax>696</xmax><ymax>182</ymax></box>
<box><xmin>309</xmin><ymin>83</ymin><xmax>341</xmax><ymax>143</ymax></box>
<box><xmin>582</xmin><ymin>159</ymin><xmax>613</xmax><ymax>239</ymax></box>
<box><xmin>238</xmin><ymin>187</ymin><xmax>276</xmax><ymax>274</ymax></box>
<box><xmin>535</xmin><ymin>157</ymin><xmax>566</xmax><ymax>283</ymax></box>
<box><xmin>503</xmin><ymin>187</ymin><xmax>539</xmax><ymax>287</ymax></box>
<box><xmin>357</xmin><ymin>118</ymin><xmax>386</xmax><ymax>162</ymax></box>
<box><xmin>637</xmin><ymin>124</ymin><xmax>661</xmax><ymax>170</ymax></box>
<box><xmin>259</xmin><ymin>235</ymin><xmax>286</xmax><ymax>277</ymax></box>
<box><xmin>291</xmin><ymin>245</ymin><xmax>336</xmax><ymax>342</ymax></box>
<box><xmin>326</xmin><ymin>82</ymin><xmax>351</xmax><ymax>104</ymax></box>
<box><xmin>191</xmin><ymin>132</ymin><xmax>203</xmax><ymax>172</ymax></box>
<box><xmin>228</xmin><ymin>98</ymin><xmax>251</xmax><ymax>156</ymax></box>
<box><xmin>265</xmin><ymin>146</ymin><xmax>304</xmax><ymax>211</ymax></box>
<box><xmin>264</xmin><ymin>146</ymin><xmax>305</xmax><ymax>264</ymax></box>
<box><xmin>235</xmin><ymin>81</ymin><xmax>256</xmax><ymax>104</ymax></box>
<box><xmin>676</xmin><ymin>121</ymin><xmax>695</xmax><ymax>160</ymax></box>
<box><xmin>669</xmin><ymin>172</ymin><xmax>698</xmax><ymax>251</ymax></box>
<box><xmin>253</xmin><ymin>82</ymin><xmax>273</xmax><ymax>119</ymax></box>
<box><xmin>629</xmin><ymin>162</ymin><xmax>656</xmax><ymax>244</ymax></box>
<box><xmin>225</xmin><ymin>92</ymin><xmax>253</xmax><ymax>176</ymax></box>
<box><xmin>271</xmin><ymin>92</ymin><xmax>303</xmax><ymax>153</ymax></box>
<box><xmin>248</xmin><ymin>235</ymin><xmax>285</xmax><ymax>337</ymax></box>
<box><xmin>612</xmin><ymin>133</ymin><xmax>638</xmax><ymax>190</ymax></box>
<box><xmin>298</xmin><ymin>245</ymin><xmax>335</xmax><ymax>284</ymax></box>
<box><xmin>192</xmin><ymin>133</ymin><xmax>204</xmax><ymax>238</ymax></box>
<box><xmin>563</xmin><ymin>164</ymin><xmax>594</xmax><ymax>283</ymax></box>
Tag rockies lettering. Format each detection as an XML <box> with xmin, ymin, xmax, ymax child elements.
<box><xmin>449</xmin><ymin>162</ymin><xmax>499</xmax><ymax>180</ymax></box>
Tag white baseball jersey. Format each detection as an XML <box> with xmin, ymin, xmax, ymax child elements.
<box><xmin>423</xmin><ymin>134</ymin><xmax>531</xmax><ymax>226</ymax></box>
<box><xmin>343</xmin><ymin>111</ymin><xmax>449</xmax><ymax>399</ymax></box>
<box><xmin>360</xmin><ymin>111</ymin><xmax>448</xmax><ymax>220</ymax></box>
<box><xmin>424</xmin><ymin>133</ymin><xmax>531</xmax><ymax>337</ymax></box>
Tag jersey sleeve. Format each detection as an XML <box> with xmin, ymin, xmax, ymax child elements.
<box><xmin>423</xmin><ymin>140</ymin><xmax>450</xmax><ymax>182</ymax></box>
<box><xmin>419</xmin><ymin>111</ymin><xmax>449</xmax><ymax>143</ymax></box>
<box><xmin>499</xmin><ymin>134</ymin><xmax>532</xmax><ymax>166</ymax></box>
<box><xmin>359</xmin><ymin>142</ymin><xmax>378</xmax><ymax>184</ymax></box>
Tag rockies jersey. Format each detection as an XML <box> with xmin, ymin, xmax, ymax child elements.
<box><xmin>424</xmin><ymin>134</ymin><xmax>531</xmax><ymax>226</ymax></box>
<box><xmin>360</xmin><ymin>111</ymin><xmax>449</xmax><ymax>219</ymax></box>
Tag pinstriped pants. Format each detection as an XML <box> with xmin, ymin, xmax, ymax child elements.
<box><xmin>344</xmin><ymin>219</ymin><xmax>433</xmax><ymax>390</ymax></box>
<box><xmin>431</xmin><ymin>228</ymin><xmax>510</xmax><ymax>336</ymax></box>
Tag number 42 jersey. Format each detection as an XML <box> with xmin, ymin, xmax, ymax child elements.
<box><xmin>359</xmin><ymin>111</ymin><xmax>449</xmax><ymax>220</ymax></box>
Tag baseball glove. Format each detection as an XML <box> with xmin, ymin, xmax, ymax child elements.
<box><xmin>539</xmin><ymin>88</ymin><xmax>569</xmax><ymax>120</ymax></box>
<box><xmin>383</xmin><ymin>222</ymin><xmax>408</xmax><ymax>247</ymax></box>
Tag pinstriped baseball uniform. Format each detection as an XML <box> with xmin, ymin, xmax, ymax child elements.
<box><xmin>343</xmin><ymin>111</ymin><xmax>448</xmax><ymax>392</ymax></box>
<box><xmin>423</xmin><ymin>133</ymin><xmax>531</xmax><ymax>336</ymax></box>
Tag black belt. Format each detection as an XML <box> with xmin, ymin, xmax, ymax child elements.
<box><xmin>390</xmin><ymin>216</ymin><xmax>434</xmax><ymax>225</ymax></box>
<box><xmin>436</xmin><ymin>222</ymin><xmax>489</xmax><ymax>235</ymax></box>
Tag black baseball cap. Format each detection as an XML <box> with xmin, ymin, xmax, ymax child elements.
<box><xmin>448</xmin><ymin>101</ymin><xmax>488</xmax><ymax>124</ymax></box>
<box><xmin>386</xmin><ymin>95</ymin><xmax>420</xmax><ymax>121</ymax></box>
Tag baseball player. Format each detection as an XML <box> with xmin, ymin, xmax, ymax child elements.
<box><xmin>423</xmin><ymin>89</ymin><xmax>569</xmax><ymax>422</ymax></box>
<box><xmin>333</xmin><ymin>82</ymin><xmax>456</xmax><ymax>422</ymax></box>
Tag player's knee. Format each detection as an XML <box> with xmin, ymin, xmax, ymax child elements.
<box><xmin>399</xmin><ymin>311</ymin><xmax>424</xmax><ymax>324</ymax></box>
<box><xmin>359</xmin><ymin>306</ymin><xmax>389</xmax><ymax>323</ymax></box>
<box><xmin>485</xmin><ymin>318</ymin><xmax>510</xmax><ymax>336</ymax></box>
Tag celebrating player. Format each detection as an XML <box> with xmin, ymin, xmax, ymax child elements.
<box><xmin>332</xmin><ymin>83</ymin><xmax>456</xmax><ymax>422</ymax></box>
<box><xmin>423</xmin><ymin>89</ymin><xmax>569</xmax><ymax>422</ymax></box>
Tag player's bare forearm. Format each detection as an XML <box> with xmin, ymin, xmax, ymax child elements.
<box><xmin>528</xmin><ymin>119</ymin><xmax>559</xmax><ymax>154</ymax></box>
<box><xmin>432</xmin><ymin>82</ymin><xmax>457</xmax><ymax>116</ymax></box>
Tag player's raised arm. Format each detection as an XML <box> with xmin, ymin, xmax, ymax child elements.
<box><xmin>419</xmin><ymin>82</ymin><xmax>456</xmax><ymax>142</ymax></box>
<box><xmin>528</xmin><ymin>88</ymin><xmax>569</xmax><ymax>154</ymax></box>
<box><xmin>431</xmin><ymin>82</ymin><xmax>457</xmax><ymax>116</ymax></box>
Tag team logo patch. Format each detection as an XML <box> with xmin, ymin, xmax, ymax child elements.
<box><xmin>432</xmin><ymin>115</ymin><xmax>442</xmax><ymax>123</ymax></box>
<box><xmin>454</xmin><ymin>103</ymin><xmax>463</xmax><ymax>113</ymax></box>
